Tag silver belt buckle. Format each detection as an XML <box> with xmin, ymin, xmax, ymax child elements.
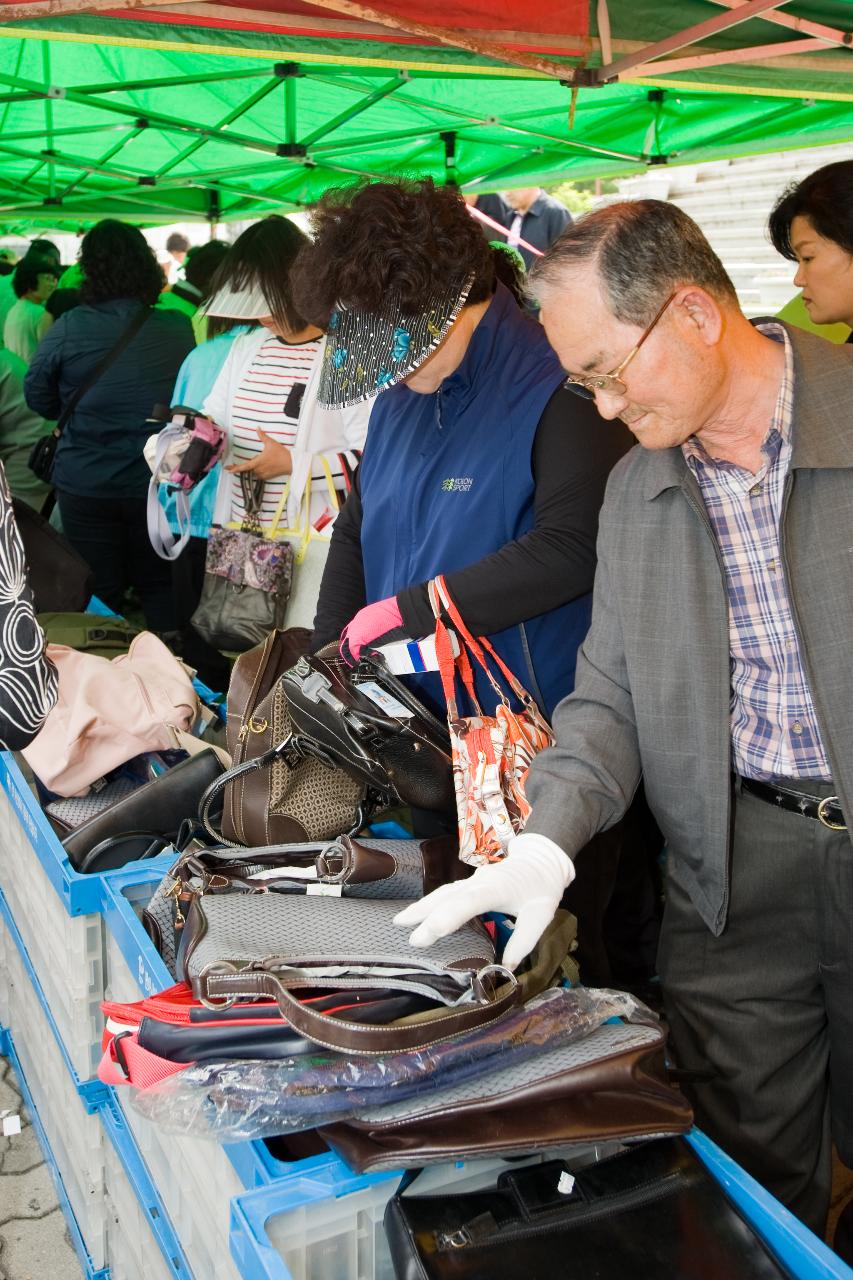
<box><xmin>817</xmin><ymin>795</ymin><xmax>846</xmax><ymax>831</ymax></box>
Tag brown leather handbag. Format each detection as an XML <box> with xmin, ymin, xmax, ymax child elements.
<box><xmin>200</xmin><ymin>628</ymin><xmax>369</xmax><ymax>847</ymax></box>
<box><xmin>318</xmin><ymin>1020</ymin><xmax>693</xmax><ymax>1170</ymax></box>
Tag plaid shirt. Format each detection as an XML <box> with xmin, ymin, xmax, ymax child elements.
<box><xmin>682</xmin><ymin>323</ymin><xmax>831</xmax><ymax>781</ymax></box>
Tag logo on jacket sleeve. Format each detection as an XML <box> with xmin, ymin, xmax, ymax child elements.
<box><xmin>440</xmin><ymin>477</ymin><xmax>474</xmax><ymax>493</ymax></box>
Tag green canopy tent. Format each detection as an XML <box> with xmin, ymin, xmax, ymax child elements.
<box><xmin>0</xmin><ymin>0</ymin><xmax>848</xmax><ymax>227</ymax></box>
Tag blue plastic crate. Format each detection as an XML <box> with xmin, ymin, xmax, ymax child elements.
<box><xmin>229</xmin><ymin>1131</ymin><xmax>853</xmax><ymax>1280</ymax></box>
<box><xmin>0</xmin><ymin>1026</ymin><xmax>110</xmax><ymax>1280</ymax></box>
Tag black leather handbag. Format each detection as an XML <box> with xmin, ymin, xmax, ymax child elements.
<box><xmin>59</xmin><ymin>748</ymin><xmax>225</xmax><ymax>872</ymax></box>
<box><xmin>282</xmin><ymin>647</ymin><xmax>454</xmax><ymax>813</ymax></box>
<box><xmin>383</xmin><ymin>1137</ymin><xmax>793</xmax><ymax>1280</ymax></box>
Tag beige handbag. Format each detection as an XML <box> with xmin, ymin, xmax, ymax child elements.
<box><xmin>22</xmin><ymin>633</ymin><xmax>199</xmax><ymax>797</ymax></box>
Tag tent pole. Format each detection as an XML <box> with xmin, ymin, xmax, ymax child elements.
<box><xmin>596</xmin><ymin>0</ymin><xmax>794</xmax><ymax>83</ymax></box>
<box><xmin>705</xmin><ymin>0</ymin><xmax>850</xmax><ymax>48</ymax></box>
<box><xmin>42</xmin><ymin>42</ymin><xmax>55</xmax><ymax>199</ymax></box>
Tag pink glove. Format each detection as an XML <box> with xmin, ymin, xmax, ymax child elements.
<box><xmin>340</xmin><ymin>596</ymin><xmax>403</xmax><ymax>665</ymax></box>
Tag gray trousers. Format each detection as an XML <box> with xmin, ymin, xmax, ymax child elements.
<box><xmin>658</xmin><ymin>777</ymin><xmax>853</xmax><ymax>1236</ymax></box>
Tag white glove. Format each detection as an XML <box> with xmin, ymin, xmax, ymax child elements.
<box><xmin>394</xmin><ymin>832</ymin><xmax>575</xmax><ymax>972</ymax></box>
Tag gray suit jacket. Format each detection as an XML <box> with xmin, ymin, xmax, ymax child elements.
<box><xmin>525</xmin><ymin>323</ymin><xmax>853</xmax><ymax>934</ymax></box>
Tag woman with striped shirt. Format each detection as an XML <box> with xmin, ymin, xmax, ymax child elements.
<box><xmin>201</xmin><ymin>218</ymin><xmax>370</xmax><ymax>560</ymax></box>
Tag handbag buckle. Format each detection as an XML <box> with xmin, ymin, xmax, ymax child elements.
<box><xmin>472</xmin><ymin>963</ymin><xmax>516</xmax><ymax>1003</ymax></box>
<box><xmin>198</xmin><ymin>962</ymin><xmax>239</xmax><ymax>1010</ymax></box>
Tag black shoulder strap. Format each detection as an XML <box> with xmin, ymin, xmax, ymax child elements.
<box><xmin>55</xmin><ymin>304</ymin><xmax>151</xmax><ymax>438</ymax></box>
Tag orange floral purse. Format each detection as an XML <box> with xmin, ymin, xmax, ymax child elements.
<box><xmin>428</xmin><ymin>575</ymin><xmax>555</xmax><ymax>866</ymax></box>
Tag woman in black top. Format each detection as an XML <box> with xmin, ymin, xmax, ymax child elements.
<box><xmin>25</xmin><ymin>221</ymin><xmax>194</xmax><ymax>632</ymax></box>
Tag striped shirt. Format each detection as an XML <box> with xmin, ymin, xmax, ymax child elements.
<box><xmin>229</xmin><ymin>333</ymin><xmax>322</xmax><ymax>528</ymax></box>
<box><xmin>682</xmin><ymin>322</ymin><xmax>831</xmax><ymax>782</ymax></box>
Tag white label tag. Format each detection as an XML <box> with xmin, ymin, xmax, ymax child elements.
<box><xmin>357</xmin><ymin>680</ymin><xmax>414</xmax><ymax>718</ymax></box>
<box><xmin>306</xmin><ymin>882</ymin><xmax>343</xmax><ymax>897</ymax></box>
<box><xmin>3</xmin><ymin>1115</ymin><xmax>21</xmax><ymax>1137</ymax></box>
<box><xmin>249</xmin><ymin>865</ymin><xmax>317</xmax><ymax>882</ymax></box>
<box><xmin>557</xmin><ymin>1171</ymin><xmax>575</xmax><ymax>1196</ymax></box>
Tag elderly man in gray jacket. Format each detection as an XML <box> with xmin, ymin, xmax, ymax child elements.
<box><xmin>397</xmin><ymin>199</ymin><xmax>853</xmax><ymax>1242</ymax></box>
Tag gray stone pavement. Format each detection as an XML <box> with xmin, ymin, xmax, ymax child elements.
<box><xmin>0</xmin><ymin>1057</ymin><xmax>82</xmax><ymax>1280</ymax></box>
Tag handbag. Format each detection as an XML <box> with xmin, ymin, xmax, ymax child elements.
<box><xmin>200</xmin><ymin>628</ymin><xmax>370</xmax><ymax>849</ymax></box>
<box><xmin>429</xmin><ymin>574</ymin><xmax>555</xmax><ymax>866</ymax></box>
<box><xmin>279</xmin><ymin>468</ymin><xmax>340</xmax><ymax>630</ymax></box>
<box><xmin>36</xmin><ymin>612</ymin><xmax>139</xmax><ymax>657</ymax></box>
<box><xmin>98</xmin><ymin>986</ymin><xmax>433</xmax><ymax>1089</ymax></box>
<box><xmin>60</xmin><ymin>748</ymin><xmax>226</xmax><ymax>871</ymax></box>
<box><xmin>146</xmin><ymin>409</ymin><xmax>226</xmax><ymax>562</ymax></box>
<box><xmin>282</xmin><ymin>647</ymin><xmax>455</xmax><ymax>813</ymax></box>
<box><xmin>191</xmin><ymin>475</ymin><xmax>294</xmax><ymax>653</ymax></box>
<box><xmin>143</xmin><ymin>833</ymin><xmax>468</xmax><ymax>976</ymax></box>
<box><xmin>178</xmin><ymin>892</ymin><xmax>518</xmax><ymax>1054</ymax></box>
<box><xmin>28</xmin><ymin>304</ymin><xmax>152</xmax><ymax>486</ymax></box>
<box><xmin>382</xmin><ymin>1136</ymin><xmax>789</xmax><ymax>1280</ymax></box>
<box><xmin>320</xmin><ymin>1019</ymin><xmax>692</xmax><ymax>1171</ymax></box>
<box><xmin>21</xmin><ymin>632</ymin><xmax>199</xmax><ymax>797</ymax></box>
<box><xmin>14</xmin><ymin>501</ymin><xmax>94</xmax><ymax>612</ymax></box>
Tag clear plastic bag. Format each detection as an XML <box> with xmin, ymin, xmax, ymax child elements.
<box><xmin>131</xmin><ymin>987</ymin><xmax>646</xmax><ymax>1141</ymax></box>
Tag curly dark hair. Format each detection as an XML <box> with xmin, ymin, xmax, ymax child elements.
<box><xmin>79</xmin><ymin>220</ymin><xmax>165</xmax><ymax>306</ymax></box>
<box><xmin>205</xmin><ymin>215</ymin><xmax>308</xmax><ymax>334</ymax></box>
<box><xmin>290</xmin><ymin>178</ymin><xmax>495</xmax><ymax>328</ymax></box>
<box><xmin>768</xmin><ymin>160</ymin><xmax>853</xmax><ymax>260</ymax></box>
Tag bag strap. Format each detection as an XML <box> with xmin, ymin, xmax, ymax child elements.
<box><xmin>200</xmin><ymin>965</ymin><xmax>520</xmax><ymax>1055</ymax></box>
<box><xmin>98</xmin><ymin>1030</ymin><xmax>189</xmax><ymax>1089</ymax></box>
<box><xmin>198</xmin><ymin>738</ymin><xmax>365</xmax><ymax>845</ymax></box>
<box><xmin>147</xmin><ymin>424</ymin><xmax>192</xmax><ymax>562</ymax></box>
<box><xmin>432</xmin><ymin>574</ymin><xmax>548</xmax><ymax>724</ymax></box>
<box><xmin>55</xmin><ymin>304</ymin><xmax>152</xmax><ymax>439</ymax></box>
<box><xmin>428</xmin><ymin>578</ymin><xmax>481</xmax><ymax>717</ymax></box>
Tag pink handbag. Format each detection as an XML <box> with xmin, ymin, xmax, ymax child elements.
<box><xmin>22</xmin><ymin>633</ymin><xmax>199</xmax><ymax>797</ymax></box>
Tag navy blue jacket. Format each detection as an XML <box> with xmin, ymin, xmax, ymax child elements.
<box><xmin>320</xmin><ymin>283</ymin><xmax>623</xmax><ymax>719</ymax></box>
<box><xmin>25</xmin><ymin>298</ymin><xmax>194</xmax><ymax>499</ymax></box>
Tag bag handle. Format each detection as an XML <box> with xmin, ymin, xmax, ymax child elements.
<box><xmin>199</xmin><ymin>964</ymin><xmax>520</xmax><ymax>1056</ymax></box>
<box><xmin>431</xmin><ymin>574</ymin><xmax>549</xmax><ymax>724</ymax></box>
<box><xmin>429</xmin><ymin>579</ymin><xmax>481</xmax><ymax>718</ymax></box>
<box><xmin>147</xmin><ymin>424</ymin><xmax>192</xmax><ymax>562</ymax></box>
<box><xmin>197</xmin><ymin>738</ymin><xmax>366</xmax><ymax>846</ymax></box>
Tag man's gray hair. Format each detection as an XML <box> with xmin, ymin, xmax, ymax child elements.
<box><xmin>529</xmin><ymin>199</ymin><xmax>738</xmax><ymax>326</ymax></box>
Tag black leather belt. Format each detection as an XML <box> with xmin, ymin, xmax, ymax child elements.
<box><xmin>740</xmin><ymin>778</ymin><xmax>846</xmax><ymax>830</ymax></box>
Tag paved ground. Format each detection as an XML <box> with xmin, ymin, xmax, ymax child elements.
<box><xmin>0</xmin><ymin>1057</ymin><xmax>82</xmax><ymax>1280</ymax></box>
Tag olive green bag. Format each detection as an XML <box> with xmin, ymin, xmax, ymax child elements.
<box><xmin>36</xmin><ymin>612</ymin><xmax>141</xmax><ymax>658</ymax></box>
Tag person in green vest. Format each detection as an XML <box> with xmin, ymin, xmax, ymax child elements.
<box><xmin>159</xmin><ymin>240</ymin><xmax>230</xmax><ymax>342</ymax></box>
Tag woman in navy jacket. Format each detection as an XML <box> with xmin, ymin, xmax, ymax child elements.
<box><xmin>299</xmin><ymin>179</ymin><xmax>632</xmax><ymax>721</ymax></box>
<box><xmin>25</xmin><ymin>220</ymin><xmax>194</xmax><ymax>632</ymax></box>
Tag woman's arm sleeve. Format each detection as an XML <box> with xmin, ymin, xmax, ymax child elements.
<box><xmin>397</xmin><ymin>386</ymin><xmax>633</xmax><ymax>638</ymax></box>
<box><xmin>310</xmin><ymin>465</ymin><xmax>367</xmax><ymax>650</ymax></box>
<box><xmin>23</xmin><ymin>323</ymin><xmax>64</xmax><ymax>420</ymax></box>
<box><xmin>0</xmin><ymin>468</ymin><xmax>57</xmax><ymax>749</ymax></box>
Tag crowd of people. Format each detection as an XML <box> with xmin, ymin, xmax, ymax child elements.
<box><xmin>0</xmin><ymin>159</ymin><xmax>851</xmax><ymax>1261</ymax></box>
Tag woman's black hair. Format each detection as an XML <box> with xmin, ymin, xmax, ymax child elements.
<box><xmin>184</xmin><ymin>240</ymin><xmax>230</xmax><ymax>299</ymax></box>
<box><xmin>768</xmin><ymin>160</ymin><xmax>853</xmax><ymax>261</ymax></box>
<box><xmin>290</xmin><ymin>178</ymin><xmax>495</xmax><ymax>329</ymax></box>
<box><xmin>12</xmin><ymin>254</ymin><xmax>60</xmax><ymax>299</ymax></box>
<box><xmin>79</xmin><ymin>220</ymin><xmax>165</xmax><ymax>305</ymax></box>
<box><xmin>205</xmin><ymin>215</ymin><xmax>309</xmax><ymax>333</ymax></box>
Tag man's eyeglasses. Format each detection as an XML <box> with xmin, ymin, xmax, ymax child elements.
<box><xmin>563</xmin><ymin>292</ymin><xmax>676</xmax><ymax>400</ymax></box>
